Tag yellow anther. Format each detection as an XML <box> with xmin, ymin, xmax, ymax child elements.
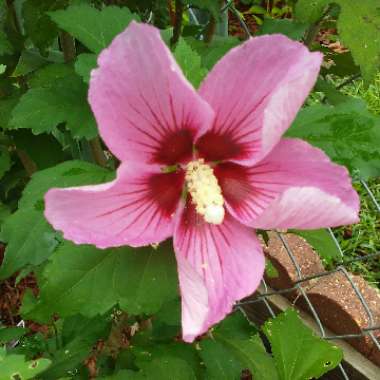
<box><xmin>185</xmin><ymin>159</ymin><xmax>225</xmax><ymax>225</ymax></box>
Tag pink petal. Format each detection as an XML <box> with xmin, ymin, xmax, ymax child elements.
<box><xmin>173</xmin><ymin>200</ymin><xmax>264</xmax><ymax>342</ymax></box>
<box><xmin>44</xmin><ymin>162</ymin><xmax>184</xmax><ymax>248</ymax></box>
<box><xmin>89</xmin><ymin>22</ymin><xmax>214</xmax><ymax>165</ymax></box>
<box><xmin>197</xmin><ymin>34</ymin><xmax>322</xmax><ymax>165</ymax></box>
<box><xmin>215</xmin><ymin>138</ymin><xmax>359</xmax><ymax>229</ymax></box>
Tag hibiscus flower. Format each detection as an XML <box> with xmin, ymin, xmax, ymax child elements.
<box><xmin>45</xmin><ymin>22</ymin><xmax>359</xmax><ymax>342</ymax></box>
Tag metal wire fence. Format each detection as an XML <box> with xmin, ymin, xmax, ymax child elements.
<box><xmin>237</xmin><ymin>178</ymin><xmax>380</xmax><ymax>379</ymax></box>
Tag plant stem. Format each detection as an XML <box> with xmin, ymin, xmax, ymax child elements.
<box><xmin>204</xmin><ymin>16</ymin><xmax>217</xmax><ymax>43</ymax></box>
<box><xmin>16</xmin><ymin>149</ymin><xmax>37</xmax><ymax>176</ymax></box>
<box><xmin>59</xmin><ymin>31</ymin><xmax>108</xmax><ymax>166</ymax></box>
<box><xmin>90</xmin><ymin>137</ymin><xmax>108</xmax><ymax>167</ymax></box>
<box><xmin>304</xmin><ymin>23</ymin><xmax>320</xmax><ymax>48</ymax></box>
<box><xmin>52</xmin><ymin>321</ymin><xmax>60</xmax><ymax>349</ymax></box>
<box><xmin>168</xmin><ymin>0</ymin><xmax>176</xmax><ymax>26</ymax></box>
<box><xmin>5</xmin><ymin>0</ymin><xmax>22</xmax><ymax>35</ymax></box>
<box><xmin>170</xmin><ymin>0</ymin><xmax>184</xmax><ymax>46</ymax></box>
<box><xmin>59</xmin><ymin>31</ymin><xmax>76</xmax><ymax>63</ymax></box>
<box><xmin>303</xmin><ymin>5</ymin><xmax>331</xmax><ymax>48</ymax></box>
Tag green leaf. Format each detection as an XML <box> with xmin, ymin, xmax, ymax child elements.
<box><xmin>19</xmin><ymin>160</ymin><xmax>111</xmax><ymax>209</ymax></box>
<box><xmin>0</xmin><ymin>94</ymin><xmax>20</xmax><ymax>129</ymax></box>
<box><xmin>0</xmin><ymin>202</ymin><xmax>11</xmax><ymax>226</ymax></box>
<box><xmin>0</xmin><ymin>146</ymin><xmax>11</xmax><ymax>179</ymax></box>
<box><xmin>0</xmin><ymin>208</ymin><xmax>59</xmax><ymax>279</ymax></box>
<box><xmin>323</xmin><ymin>52</ymin><xmax>360</xmax><ymax>77</ymax></box>
<box><xmin>0</xmin><ymin>327</ymin><xmax>29</xmax><ymax>344</ymax></box>
<box><xmin>0</xmin><ymin>347</ymin><xmax>51</xmax><ymax>380</ymax></box>
<box><xmin>218</xmin><ymin>310</ymin><xmax>260</xmax><ymax>338</ymax></box>
<box><xmin>10</xmin><ymin>72</ymin><xmax>97</xmax><ymax>139</ymax></box>
<box><xmin>186</xmin><ymin>36</ymin><xmax>241</xmax><ymax>70</ymax></box>
<box><xmin>28</xmin><ymin>63</ymin><xmax>74</xmax><ymax>89</ymax></box>
<box><xmin>22</xmin><ymin>241</ymin><xmax>178</xmax><ymax>322</ymax></box>
<box><xmin>155</xmin><ymin>298</ymin><xmax>181</xmax><ymax>326</ymax></box>
<box><xmin>199</xmin><ymin>340</ymin><xmax>244</xmax><ymax>379</ymax></box>
<box><xmin>249</xmin><ymin>5</ymin><xmax>267</xmax><ymax>15</ymax></box>
<box><xmin>139</xmin><ymin>357</ymin><xmax>197</xmax><ymax>380</ymax></box>
<box><xmin>200</xmin><ymin>312</ymin><xmax>278</xmax><ymax>380</ymax></box>
<box><xmin>104</xmin><ymin>357</ymin><xmax>197</xmax><ymax>380</ymax></box>
<box><xmin>22</xmin><ymin>0</ymin><xmax>69</xmax><ymax>54</ymax></box>
<box><xmin>295</xmin><ymin>0</ymin><xmax>330</xmax><ymax>23</ymax></box>
<box><xmin>335</xmin><ymin>0</ymin><xmax>380</xmax><ymax>83</ymax></box>
<box><xmin>289</xmin><ymin>229</ymin><xmax>342</xmax><ymax>264</ymax></box>
<box><xmin>118</xmin><ymin>242</ymin><xmax>178</xmax><ymax>315</ymax></box>
<box><xmin>296</xmin><ymin>0</ymin><xmax>380</xmax><ymax>83</ymax></box>
<box><xmin>13</xmin><ymin>49</ymin><xmax>64</xmax><ymax>77</ymax></box>
<box><xmin>314</xmin><ymin>78</ymin><xmax>350</xmax><ymax>105</ymax></box>
<box><xmin>152</xmin><ymin>298</ymin><xmax>181</xmax><ymax>341</ymax></box>
<box><xmin>133</xmin><ymin>340</ymin><xmax>202</xmax><ymax>378</ymax></box>
<box><xmin>286</xmin><ymin>99</ymin><xmax>380</xmax><ymax>179</ymax></box>
<box><xmin>102</xmin><ymin>370</ymin><xmax>145</xmax><ymax>380</ymax></box>
<box><xmin>42</xmin><ymin>315</ymin><xmax>111</xmax><ymax>379</ymax></box>
<box><xmin>258</xmin><ymin>18</ymin><xmax>308</xmax><ymax>40</ymax></box>
<box><xmin>174</xmin><ymin>38</ymin><xmax>208</xmax><ymax>88</ymax></box>
<box><xmin>265</xmin><ymin>259</ymin><xmax>279</xmax><ymax>279</ymax></box>
<box><xmin>49</xmin><ymin>4</ymin><xmax>139</xmax><ymax>53</ymax></box>
<box><xmin>0</xmin><ymin>30</ymin><xmax>13</xmax><ymax>56</ymax></box>
<box><xmin>0</xmin><ymin>161</ymin><xmax>111</xmax><ymax>278</ymax></box>
<box><xmin>263</xmin><ymin>309</ymin><xmax>343</xmax><ymax>380</ymax></box>
<box><xmin>75</xmin><ymin>53</ymin><xmax>97</xmax><ymax>83</ymax></box>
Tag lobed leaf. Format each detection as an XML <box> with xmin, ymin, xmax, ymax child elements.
<box><xmin>21</xmin><ymin>240</ymin><xmax>178</xmax><ymax>322</ymax></box>
<box><xmin>10</xmin><ymin>71</ymin><xmax>97</xmax><ymax>139</ymax></box>
<box><xmin>286</xmin><ymin>99</ymin><xmax>380</xmax><ymax>179</ymax></box>
<box><xmin>336</xmin><ymin>0</ymin><xmax>380</xmax><ymax>84</ymax></box>
<box><xmin>200</xmin><ymin>312</ymin><xmax>278</xmax><ymax>380</ymax></box>
<box><xmin>49</xmin><ymin>4</ymin><xmax>139</xmax><ymax>53</ymax></box>
<box><xmin>0</xmin><ymin>208</ymin><xmax>59</xmax><ymax>279</ymax></box>
<box><xmin>296</xmin><ymin>0</ymin><xmax>380</xmax><ymax>83</ymax></box>
<box><xmin>0</xmin><ymin>347</ymin><xmax>51</xmax><ymax>380</ymax></box>
<box><xmin>186</xmin><ymin>36</ymin><xmax>240</xmax><ymax>70</ymax></box>
<box><xmin>20</xmin><ymin>160</ymin><xmax>111</xmax><ymax>209</ymax></box>
<box><xmin>174</xmin><ymin>38</ymin><xmax>208</xmax><ymax>88</ymax></box>
<box><xmin>0</xmin><ymin>161</ymin><xmax>111</xmax><ymax>278</ymax></box>
<box><xmin>263</xmin><ymin>309</ymin><xmax>343</xmax><ymax>380</ymax></box>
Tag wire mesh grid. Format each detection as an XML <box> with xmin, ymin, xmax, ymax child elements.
<box><xmin>236</xmin><ymin>177</ymin><xmax>380</xmax><ymax>379</ymax></box>
<box><xmin>217</xmin><ymin>3</ymin><xmax>380</xmax><ymax>378</ymax></box>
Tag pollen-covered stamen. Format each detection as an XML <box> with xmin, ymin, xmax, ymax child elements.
<box><xmin>185</xmin><ymin>159</ymin><xmax>225</xmax><ymax>225</ymax></box>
